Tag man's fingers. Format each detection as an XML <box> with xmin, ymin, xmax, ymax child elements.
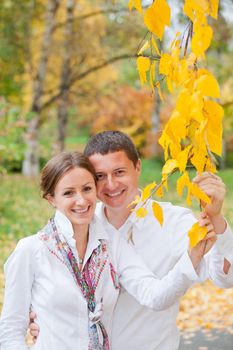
<box><xmin>193</xmin><ymin>172</ymin><xmax>221</xmax><ymax>183</ymax></box>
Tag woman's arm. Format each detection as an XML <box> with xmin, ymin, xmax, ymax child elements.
<box><xmin>0</xmin><ymin>236</ymin><xmax>36</xmax><ymax>350</ymax></box>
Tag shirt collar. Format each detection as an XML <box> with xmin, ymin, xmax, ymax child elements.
<box><xmin>98</xmin><ymin>194</ymin><xmax>148</xmax><ymax>232</ymax></box>
<box><xmin>54</xmin><ymin>209</ymin><xmax>109</xmax><ymax>246</ymax></box>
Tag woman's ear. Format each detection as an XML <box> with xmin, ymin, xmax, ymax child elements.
<box><xmin>46</xmin><ymin>194</ymin><xmax>56</xmax><ymax>208</ymax></box>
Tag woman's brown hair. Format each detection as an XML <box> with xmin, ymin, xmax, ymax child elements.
<box><xmin>40</xmin><ymin>151</ymin><xmax>97</xmax><ymax>198</ymax></box>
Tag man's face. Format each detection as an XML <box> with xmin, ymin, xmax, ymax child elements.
<box><xmin>88</xmin><ymin>151</ymin><xmax>141</xmax><ymax>212</ymax></box>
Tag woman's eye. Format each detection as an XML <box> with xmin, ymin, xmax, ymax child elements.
<box><xmin>84</xmin><ymin>186</ymin><xmax>92</xmax><ymax>192</ymax></box>
<box><xmin>63</xmin><ymin>191</ymin><xmax>73</xmax><ymax>196</ymax></box>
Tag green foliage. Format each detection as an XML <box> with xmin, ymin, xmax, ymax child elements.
<box><xmin>0</xmin><ymin>98</ymin><xmax>26</xmax><ymax>172</ymax></box>
<box><xmin>0</xmin><ymin>0</ymin><xmax>34</xmax><ymax>100</ymax></box>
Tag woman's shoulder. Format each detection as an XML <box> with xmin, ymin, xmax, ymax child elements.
<box><xmin>7</xmin><ymin>233</ymin><xmax>43</xmax><ymax>265</ymax></box>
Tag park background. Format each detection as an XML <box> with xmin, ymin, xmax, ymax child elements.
<box><xmin>0</xmin><ymin>0</ymin><xmax>233</xmax><ymax>348</ymax></box>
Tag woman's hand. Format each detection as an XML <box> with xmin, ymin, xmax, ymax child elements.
<box><xmin>29</xmin><ymin>311</ymin><xmax>40</xmax><ymax>342</ymax></box>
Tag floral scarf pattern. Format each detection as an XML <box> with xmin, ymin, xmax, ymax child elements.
<box><xmin>39</xmin><ymin>217</ymin><xmax>120</xmax><ymax>350</ymax></box>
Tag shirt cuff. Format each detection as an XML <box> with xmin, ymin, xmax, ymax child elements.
<box><xmin>214</xmin><ymin>221</ymin><xmax>233</xmax><ymax>262</ymax></box>
<box><xmin>179</xmin><ymin>250</ymin><xmax>200</xmax><ymax>282</ymax></box>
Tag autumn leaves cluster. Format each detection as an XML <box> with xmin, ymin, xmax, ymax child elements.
<box><xmin>129</xmin><ymin>0</ymin><xmax>222</xmax><ymax>247</ymax></box>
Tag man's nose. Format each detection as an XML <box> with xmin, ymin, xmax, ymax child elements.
<box><xmin>105</xmin><ymin>176</ymin><xmax>117</xmax><ymax>190</ymax></box>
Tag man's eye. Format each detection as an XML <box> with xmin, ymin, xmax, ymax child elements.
<box><xmin>116</xmin><ymin>170</ymin><xmax>125</xmax><ymax>176</ymax></box>
<box><xmin>96</xmin><ymin>174</ymin><xmax>105</xmax><ymax>181</ymax></box>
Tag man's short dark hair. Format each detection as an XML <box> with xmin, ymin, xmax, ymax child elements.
<box><xmin>84</xmin><ymin>131</ymin><xmax>139</xmax><ymax>167</ymax></box>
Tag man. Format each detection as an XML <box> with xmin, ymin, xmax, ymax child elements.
<box><xmin>31</xmin><ymin>131</ymin><xmax>233</xmax><ymax>350</ymax></box>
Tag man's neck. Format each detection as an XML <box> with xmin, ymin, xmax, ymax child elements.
<box><xmin>104</xmin><ymin>206</ymin><xmax>132</xmax><ymax>229</ymax></box>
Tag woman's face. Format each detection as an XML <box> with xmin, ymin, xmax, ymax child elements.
<box><xmin>48</xmin><ymin>167</ymin><xmax>97</xmax><ymax>231</ymax></box>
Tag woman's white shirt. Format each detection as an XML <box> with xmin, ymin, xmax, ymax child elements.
<box><xmin>0</xmin><ymin>210</ymin><xmax>199</xmax><ymax>350</ymax></box>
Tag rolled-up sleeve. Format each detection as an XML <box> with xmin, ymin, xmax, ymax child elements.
<box><xmin>0</xmin><ymin>236</ymin><xmax>36</xmax><ymax>350</ymax></box>
<box><xmin>198</xmin><ymin>223</ymin><xmax>233</xmax><ymax>288</ymax></box>
<box><xmin>116</xmin><ymin>236</ymin><xmax>199</xmax><ymax>311</ymax></box>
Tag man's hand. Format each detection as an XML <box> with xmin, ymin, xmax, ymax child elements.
<box><xmin>193</xmin><ymin>172</ymin><xmax>227</xmax><ymax>234</ymax></box>
<box><xmin>189</xmin><ymin>212</ymin><xmax>217</xmax><ymax>270</ymax></box>
<box><xmin>29</xmin><ymin>311</ymin><xmax>39</xmax><ymax>342</ymax></box>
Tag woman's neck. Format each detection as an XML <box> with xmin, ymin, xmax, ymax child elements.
<box><xmin>73</xmin><ymin>224</ymin><xmax>89</xmax><ymax>261</ymax></box>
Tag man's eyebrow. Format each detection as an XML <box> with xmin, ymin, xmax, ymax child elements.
<box><xmin>95</xmin><ymin>167</ymin><xmax>127</xmax><ymax>173</ymax></box>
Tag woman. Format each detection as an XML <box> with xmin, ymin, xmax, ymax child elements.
<box><xmin>0</xmin><ymin>152</ymin><xmax>216</xmax><ymax>350</ymax></box>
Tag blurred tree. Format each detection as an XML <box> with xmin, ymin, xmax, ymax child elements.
<box><xmin>91</xmin><ymin>85</ymin><xmax>154</xmax><ymax>156</ymax></box>
<box><xmin>22</xmin><ymin>0</ymin><xmax>61</xmax><ymax>175</ymax></box>
<box><xmin>0</xmin><ymin>98</ymin><xmax>26</xmax><ymax>173</ymax></box>
<box><xmin>21</xmin><ymin>0</ymin><xmax>137</xmax><ymax>174</ymax></box>
<box><xmin>0</xmin><ymin>0</ymin><xmax>35</xmax><ymax>101</ymax></box>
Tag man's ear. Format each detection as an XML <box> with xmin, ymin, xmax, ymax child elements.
<box><xmin>135</xmin><ymin>159</ymin><xmax>141</xmax><ymax>175</ymax></box>
<box><xmin>46</xmin><ymin>194</ymin><xmax>55</xmax><ymax>207</ymax></box>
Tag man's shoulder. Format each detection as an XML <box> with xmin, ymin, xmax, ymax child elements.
<box><xmin>151</xmin><ymin>200</ymin><xmax>193</xmax><ymax>215</ymax></box>
<box><xmin>145</xmin><ymin>200</ymin><xmax>196</xmax><ymax>225</ymax></box>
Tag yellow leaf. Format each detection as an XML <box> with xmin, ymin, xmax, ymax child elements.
<box><xmin>128</xmin><ymin>0</ymin><xmax>133</xmax><ymax>10</ymax></box>
<box><xmin>196</xmin><ymin>73</ymin><xmax>220</xmax><ymax>98</ymax></box>
<box><xmin>176</xmin><ymin>171</ymin><xmax>190</xmax><ymax>197</ymax></box>
<box><xmin>155</xmin><ymin>185</ymin><xmax>163</xmax><ymax>198</ymax></box>
<box><xmin>190</xmin><ymin>149</ymin><xmax>207</xmax><ymax>174</ymax></box>
<box><xmin>185</xmin><ymin>0</ymin><xmax>219</xmax><ymax>19</ymax></box>
<box><xmin>152</xmin><ymin>36</ymin><xmax>161</xmax><ymax>56</ymax></box>
<box><xmin>184</xmin><ymin>1</ymin><xmax>194</xmax><ymax>21</ymax></box>
<box><xmin>128</xmin><ymin>194</ymin><xmax>141</xmax><ymax>207</ymax></box>
<box><xmin>137</xmin><ymin>56</ymin><xmax>150</xmax><ymax>85</ymax></box>
<box><xmin>208</xmin><ymin>0</ymin><xmax>219</xmax><ymax>19</ymax></box>
<box><xmin>162</xmin><ymin>175</ymin><xmax>168</xmax><ymax>191</ymax></box>
<box><xmin>188</xmin><ymin>222</ymin><xmax>208</xmax><ymax>248</ymax></box>
<box><xmin>166</xmin><ymin>110</ymin><xmax>187</xmax><ymax>141</ymax></box>
<box><xmin>152</xmin><ymin>201</ymin><xmax>163</xmax><ymax>226</ymax></box>
<box><xmin>162</xmin><ymin>159</ymin><xmax>178</xmax><ymax>176</ymax></box>
<box><xmin>150</xmin><ymin>61</ymin><xmax>156</xmax><ymax>91</ymax></box>
<box><xmin>190</xmin><ymin>182</ymin><xmax>211</xmax><ymax>204</ymax></box>
<box><xmin>205</xmin><ymin>158</ymin><xmax>217</xmax><ymax>173</ymax></box>
<box><xmin>190</xmin><ymin>91</ymin><xmax>204</xmax><ymax>123</ymax></box>
<box><xmin>128</xmin><ymin>0</ymin><xmax>142</xmax><ymax>14</ymax></box>
<box><xmin>159</xmin><ymin>53</ymin><xmax>172</xmax><ymax>76</ymax></box>
<box><xmin>138</xmin><ymin>40</ymin><xmax>150</xmax><ymax>55</ymax></box>
<box><xmin>191</xmin><ymin>24</ymin><xmax>213</xmax><ymax>58</ymax></box>
<box><xmin>167</xmin><ymin>77</ymin><xmax>174</xmax><ymax>93</ymax></box>
<box><xmin>144</xmin><ymin>0</ymin><xmax>171</xmax><ymax>40</ymax></box>
<box><xmin>177</xmin><ymin>145</ymin><xmax>192</xmax><ymax>172</ymax></box>
<box><xmin>136</xmin><ymin>207</ymin><xmax>148</xmax><ymax>218</ymax></box>
<box><xmin>204</xmin><ymin>100</ymin><xmax>224</xmax><ymax>156</ymax></box>
<box><xmin>170</xmin><ymin>31</ymin><xmax>181</xmax><ymax>50</ymax></box>
<box><xmin>141</xmin><ymin>182</ymin><xmax>157</xmax><ymax>201</ymax></box>
<box><xmin>155</xmin><ymin>81</ymin><xmax>163</xmax><ymax>101</ymax></box>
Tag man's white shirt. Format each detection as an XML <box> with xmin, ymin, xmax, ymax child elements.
<box><xmin>95</xmin><ymin>200</ymin><xmax>233</xmax><ymax>350</ymax></box>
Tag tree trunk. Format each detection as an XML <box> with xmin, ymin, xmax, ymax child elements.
<box><xmin>22</xmin><ymin>0</ymin><xmax>60</xmax><ymax>175</ymax></box>
<box><xmin>56</xmin><ymin>0</ymin><xmax>75</xmax><ymax>153</ymax></box>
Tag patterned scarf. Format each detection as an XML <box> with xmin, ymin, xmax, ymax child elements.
<box><xmin>39</xmin><ymin>217</ymin><xmax>119</xmax><ymax>350</ymax></box>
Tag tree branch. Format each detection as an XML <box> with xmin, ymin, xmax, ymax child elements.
<box><xmin>52</xmin><ymin>7</ymin><xmax>129</xmax><ymax>33</ymax></box>
<box><xmin>41</xmin><ymin>53</ymin><xmax>135</xmax><ymax>110</ymax></box>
